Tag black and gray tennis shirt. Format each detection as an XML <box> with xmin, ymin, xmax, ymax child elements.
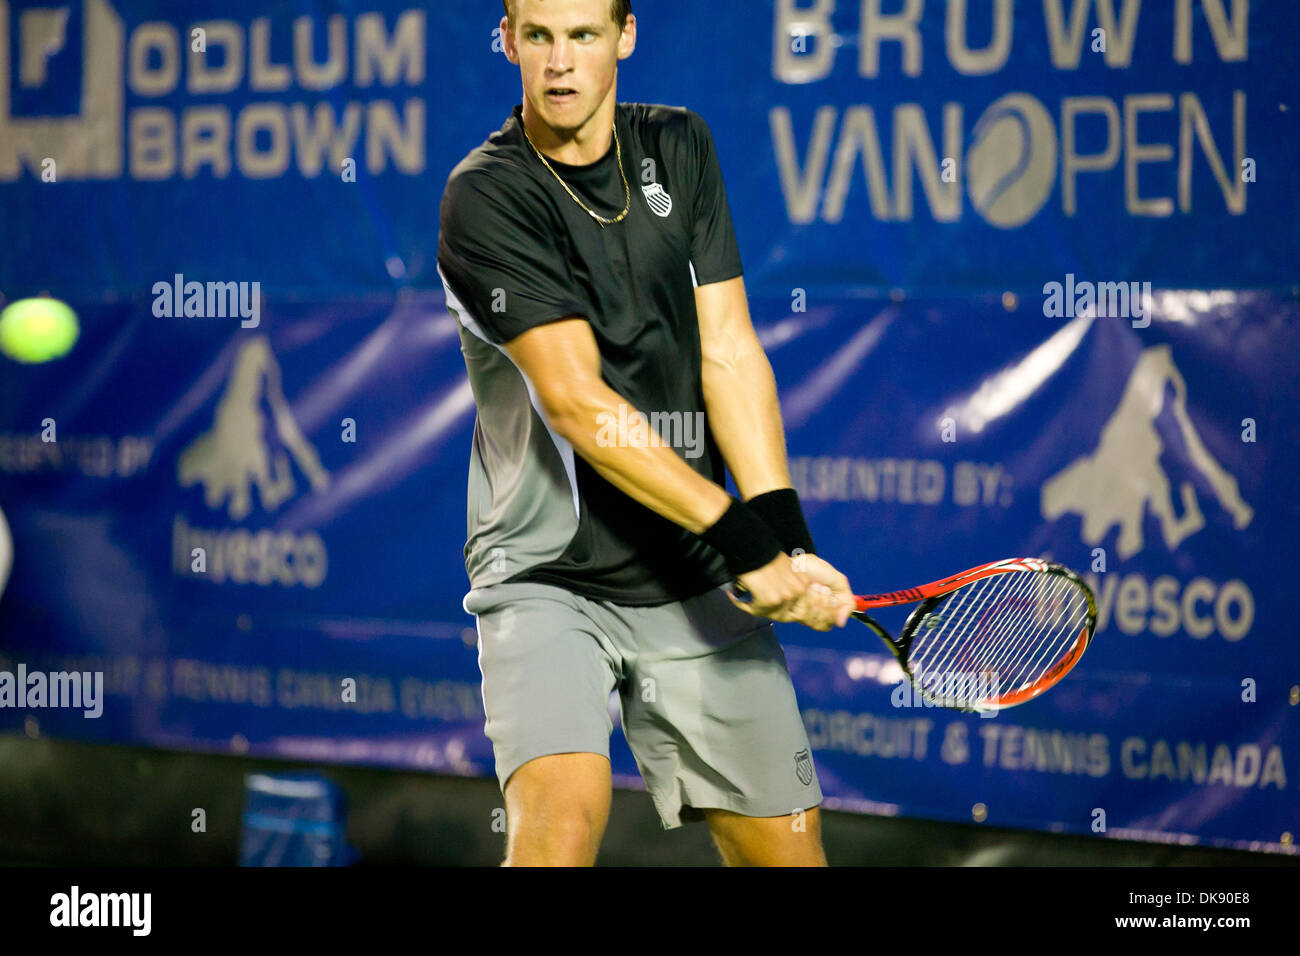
<box><xmin>437</xmin><ymin>102</ymin><xmax>744</xmax><ymax>606</ymax></box>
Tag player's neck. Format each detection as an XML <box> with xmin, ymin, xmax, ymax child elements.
<box><xmin>520</xmin><ymin>92</ymin><xmax>617</xmax><ymax>166</ymax></box>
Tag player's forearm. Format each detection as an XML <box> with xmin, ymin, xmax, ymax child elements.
<box><xmin>700</xmin><ymin>333</ymin><xmax>794</xmax><ymax>501</ymax></box>
<box><xmin>548</xmin><ymin>383</ymin><xmax>732</xmax><ymax>534</ymax></box>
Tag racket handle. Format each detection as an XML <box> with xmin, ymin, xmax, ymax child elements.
<box><xmin>727</xmin><ymin>582</ymin><xmax>754</xmax><ymax>604</ymax></box>
<box><xmin>730</xmin><ymin>581</ymin><xmax>859</xmax><ymax>610</ymax></box>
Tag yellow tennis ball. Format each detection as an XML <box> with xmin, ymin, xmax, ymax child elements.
<box><xmin>0</xmin><ymin>297</ymin><xmax>80</xmax><ymax>363</ymax></box>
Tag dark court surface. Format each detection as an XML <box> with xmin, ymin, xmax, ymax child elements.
<box><xmin>1</xmin><ymin>734</ymin><xmax>1294</xmax><ymax>867</ymax></box>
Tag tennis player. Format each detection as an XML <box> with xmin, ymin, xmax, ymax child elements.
<box><xmin>437</xmin><ymin>0</ymin><xmax>856</xmax><ymax>866</ymax></box>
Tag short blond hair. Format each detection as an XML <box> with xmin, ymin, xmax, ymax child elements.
<box><xmin>502</xmin><ymin>0</ymin><xmax>632</xmax><ymax>31</ymax></box>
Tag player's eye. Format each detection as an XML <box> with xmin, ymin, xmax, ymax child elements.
<box><xmin>574</xmin><ymin>30</ymin><xmax>596</xmax><ymax>41</ymax></box>
<box><xmin>526</xmin><ymin>30</ymin><xmax>548</xmax><ymax>42</ymax></box>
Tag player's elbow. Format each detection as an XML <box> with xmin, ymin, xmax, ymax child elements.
<box><xmin>702</xmin><ymin>332</ymin><xmax>767</xmax><ymax>378</ymax></box>
<box><xmin>701</xmin><ymin>346</ymin><xmax>742</xmax><ymax>376</ymax></box>
<box><xmin>535</xmin><ymin>378</ymin><xmax>607</xmax><ymax>442</ymax></box>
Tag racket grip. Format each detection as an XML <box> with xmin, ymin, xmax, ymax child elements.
<box><xmin>731</xmin><ymin>582</ymin><xmax>863</xmax><ymax>610</ymax></box>
<box><xmin>727</xmin><ymin>581</ymin><xmax>754</xmax><ymax>604</ymax></box>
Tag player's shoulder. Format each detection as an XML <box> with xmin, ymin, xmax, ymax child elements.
<box><xmin>622</xmin><ymin>102</ymin><xmax>710</xmax><ymax>142</ymax></box>
<box><xmin>441</xmin><ymin>118</ymin><xmax>550</xmax><ymax>226</ymax></box>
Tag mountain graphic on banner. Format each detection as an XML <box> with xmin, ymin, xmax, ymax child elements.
<box><xmin>1041</xmin><ymin>344</ymin><xmax>1252</xmax><ymax>559</ymax></box>
<box><xmin>177</xmin><ymin>336</ymin><xmax>329</xmax><ymax>521</ymax></box>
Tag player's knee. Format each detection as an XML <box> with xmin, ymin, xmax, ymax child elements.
<box><xmin>502</xmin><ymin>753</ymin><xmax>610</xmax><ymax>864</ymax></box>
<box><xmin>504</xmin><ymin>752</ymin><xmax>609</xmax><ymax>808</ymax></box>
<box><xmin>524</xmin><ymin>812</ymin><xmax>601</xmax><ymax>860</ymax></box>
<box><xmin>705</xmin><ymin>807</ymin><xmax>827</xmax><ymax>866</ymax></box>
<box><xmin>504</xmin><ymin>805</ymin><xmax>604</xmax><ymax>865</ymax></box>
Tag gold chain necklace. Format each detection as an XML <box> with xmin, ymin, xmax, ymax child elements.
<box><xmin>522</xmin><ymin>119</ymin><xmax>631</xmax><ymax>228</ymax></box>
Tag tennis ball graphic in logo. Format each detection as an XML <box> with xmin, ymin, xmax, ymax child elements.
<box><xmin>966</xmin><ymin>93</ymin><xmax>1057</xmax><ymax>229</ymax></box>
<box><xmin>0</xmin><ymin>298</ymin><xmax>80</xmax><ymax>363</ymax></box>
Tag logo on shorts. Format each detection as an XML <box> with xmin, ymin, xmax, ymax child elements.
<box><xmin>794</xmin><ymin>748</ymin><xmax>814</xmax><ymax>786</ymax></box>
<box><xmin>641</xmin><ymin>181</ymin><xmax>673</xmax><ymax>218</ymax></box>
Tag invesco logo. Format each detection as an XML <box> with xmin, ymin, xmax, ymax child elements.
<box><xmin>966</xmin><ymin>92</ymin><xmax>1057</xmax><ymax>229</ymax></box>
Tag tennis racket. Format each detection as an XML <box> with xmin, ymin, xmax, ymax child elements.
<box><xmin>732</xmin><ymin>557</ymin><xmax>1097</xmax><ymax>713</ymax></box>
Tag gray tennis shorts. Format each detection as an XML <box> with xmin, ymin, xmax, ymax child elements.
<box><xmin>463</xmin><ymin>580</ymin><xmax>823</xmax><ymax>829</ymax></box>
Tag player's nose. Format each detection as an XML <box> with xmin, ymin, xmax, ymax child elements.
<box><xmin>547</xmin><ymin>40</ymin><xmax>574</xmax><ymax>71</ymax></box>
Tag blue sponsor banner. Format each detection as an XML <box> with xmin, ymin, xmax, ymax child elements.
<box><xmin>1</xmin><ymin>1</ymin><xmax>1298</xmax><ymax>853</ymax></box>
<box><xmin>0</xmin><ymin>0</ymin><xmax>1295</xmax><ymax>295</ymax></box>
<box><xmin>3</xmin><ymin>292</ymin><xmax>1296</xmax><ymax>852</ymax></box>
<box><xmin>766</xmin><ymin>291</ymin><xmax>1300</xmax><ymax>853</ymax></box>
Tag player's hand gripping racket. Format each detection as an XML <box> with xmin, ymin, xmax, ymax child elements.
<box><xmin>733</xmin><ymin>557</ymin><xmax>1096</xmax><ymax>713</ymax></box>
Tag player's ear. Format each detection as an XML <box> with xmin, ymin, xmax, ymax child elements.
<box><xmin>501</xmin><ymin>16</ymin><xmax>520</xmax><ymax>64</ymax></box>
<box><xmin>616</xmin><ymin>15</ymin><xmax>636</xmax><ymax>59</ymax></box>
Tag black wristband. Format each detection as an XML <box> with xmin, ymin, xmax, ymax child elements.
<box><xmin>746</xmin><ymin>488</ymin><xmax>817</xmax><ymax>556</ymax></box>
<box><xmin>698</xmin><ymin>498</ymin><xmax>784</xmax><ymax>576</ymax></box>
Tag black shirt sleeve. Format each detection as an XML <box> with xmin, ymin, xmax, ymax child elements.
<box><xmin>684</xmin><ymin>110</ymin><xmax>744</xmax><ymax>286</ymax></box>
<box><xmin>438</xmin><ymin>170</ymin><xmax>593</xmax><ymax>346</ymax></box>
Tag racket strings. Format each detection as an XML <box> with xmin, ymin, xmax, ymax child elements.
<box><xmin>948</xmin><ymin>575</ymin><xmax>1080</xmax><ymax>692</ymax></box>
<box><xmin>997</xmin><ymin>578</ymin><xmax>1089</xmax><ymax>691</ymax></box>
<box><xmin>957</xmin><ymin>573</ymin><xmax>1039</xmax><ymax>678</ymax></box>
<box><xmin>970</xmin><ymin>575</ymin><xmax>1075</xmax><ymax>693</ymax></box>
<box><xmin>908</xmin><ymin>571</ymin><xmax>1089</xmax><ymax>706</ymax></box>
<box><xmin>913</xmin><ymin>571</ymin><xmax>1015</xmax><ymax>678</ymax></box>
<box><xmin>943</xmin><ymin>573</ymin><xmax>1045</xmax><ymax>699</ymax></box>
<box><xmin>961</xmin><ymin>573</ymin><xmax>1068</xmax><ymax>681</ymax></box>
<box><xmin>962</xmin><ymin>575</ymin><xmax>1086</xmax><ymax>697</ymax></box>
<box><xmin>908</xmin><ymin>571</ymin><xmax>1016</xmax><ymax>704</ymax></box>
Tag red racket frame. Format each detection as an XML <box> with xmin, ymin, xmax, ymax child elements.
<box><xmin>850</xmin><ymin>558</ymin><xmax>1097</xmax><ymax>711</ymax></box>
